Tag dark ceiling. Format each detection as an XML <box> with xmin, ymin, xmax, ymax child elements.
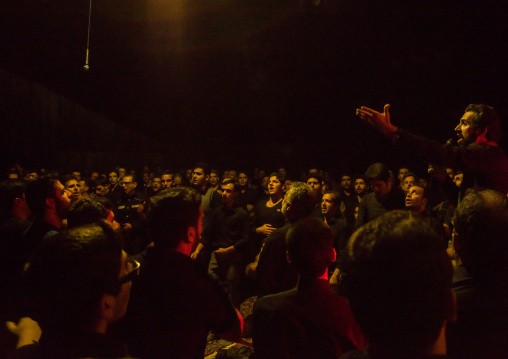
<box><xmin>1</xmin><ymin>0</ymin><xmax>508</xmax><ymax>173</ymax></box>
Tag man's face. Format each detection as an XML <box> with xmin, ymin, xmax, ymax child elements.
<box><xmin>455</xmin><ymin>111</ymin><xmax>476</xmax><ymax>146</ymax></box>
<box><xmin>405</xmin><ymin>186</ymin><xmax>427</xmax><ymax>213</ymax></box>
<box><xmin>321</xmin><ymin>193</ymin><xmax>338</xmax><ymax>218</ymax></box>
<box><xmin>268</xmin><ymin>176</ymin><xmax>283</xmax><ymax>196</ymax></box>
<box><xmin>78</xmin><ymin>180</ymin><xmax>88</xmax><ymax>196</ymax></box>
<box><xmin>192</xmin><ymin>168</ymin><xmax>208</xmax><ymax>190</ymax></box>
<box><xmin>95</xmin><ymin>184</ymin><xmax>108</xmax><ymax>197</ymax></box>
<box><xmin>261</xmin><ymin>176</ymin><xmax>269</xmax><ymax>190</ymax></box>
<box><xmin>28</xmin><ymin>172</ymin><xmax>38</xmax><ymax>180</ymax></box>
<box><xmin>397</xmin><ymin>168</ymin><xmax>409</xmax><ymax>182</ymax></box>
<box><xmin>53</xmin><ymin>181</ymin><xmax>71</xmax><ymax>217</ymax></box>
<box><xmin>142</xmin><ymin>172</ymin><xmax>150</xmax><ymax>184</ymax></box>
<box><xmin>108</xmin><ymin>172</ymin><xmax>118</xmax><ymax>186</ymax></box>
<box><xmin>306</xmin><ymin>177</ymin><xmax>321</xmax><ymax>193</ymax></box>
<box><xmin>152</xmin><ymin>177</ymin><xmax>161</xmax><ymax>191</ymax></box>
<box><xmin>65</xmin><ymin>179</ymin><xmax>81</xmax><ymax>202</ymax></box>
<box><xmin>355</xmin><ymin>178</ymin><xmax>367</xmax><ymax>195</ymax></box>
<box><xmin>221</xmin><ymin>183</ymin><xmax>237</xmax><ymax>208</ymax></box>
<box><xmin>341</xmin><ymin>176</ymin><xmax>352</xmax><ymax>191</ymax></box>
<box><xmin>72</xmin><ymin>171</ymin><xmax>81</xmax><ymax>181</ymax></box>
<box><xmin>453</xmin><ymin>173</ymin><xmax>464</xmax><ymax>188</ymax></box>
<box><xmin>209</xmin><ymin>172</ymin><xmax>220</xmax><ymax>187</ymax></box>
<box><xmin>161</xmin><ymin>174</ymin><xmax>173</xmax><ymax>189</ymax></box>
<box><xmin>402</xmin><ymin>176</ymin><xmax>416</xmax><ymax>194</ymax></box>
<box><xmin>238</xmin><ymin>173</ymin><xmax>249</xmax><ymax>187</ymax></box>
<box><xmin>118</xmin><ymin>168</ymin><xmax>126</xmax><ymax>179</ymax></box>
<box><xmin>369</xmin><ymin>179</ymin><xmax>392</xmax><ymax>198</ymax></box>
<box><xmin>228</xmin><ymin>170</ymin><xmax>238</xmax><ymax>182</ymax></box>
<box><xmin>186</xmin><ymin>169</ymin><xmax>192</xmax><ymax>179</ymax></box>
<box><xmin>446</xmin><ymin>168</ymin><xmax>454</xmax><ymax>179</ymax></box>
<box><xmin>120</xmin><ymin>175</ymin><xmax>137</xmax><ymax>196</ymax></box>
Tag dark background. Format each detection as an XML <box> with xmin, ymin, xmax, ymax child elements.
<box><xmin>1</xmin><ymin>0</ymin><xmax>507</xmax><ymax>177</ymax></box>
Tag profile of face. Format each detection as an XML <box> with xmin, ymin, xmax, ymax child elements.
<box><xmin>369</xmin><ymin>178</ymin><xmax>392</xmax><ymax>198</ymax></box>
<box><xmin>161</xmin><ymin>174</ymin><xmax>173</xmax><ymax>189</ymax></box>
<box><xmin>268</xmin><ymin>176</ymin><xmax>284</xmax><ymax>197</ymax></box>
<box><xmin>152</xmin><ymin>177</ymin><xmax>161</xmax><ymax>192</ymax></box>
<box><xmin>453</xmin><ymin>173</ymin><xmax>464</xmax><ymax>188</ymax></box>
<box><xmin>238</xmin><ymin>173</ymin><xmax>249</xmax><ymax>187</ymax></box>
<box><xmin>397</xmin><ymin>168</ymin><xmax>409</xmax><ymax>182</ymax></box>
<box><xmin>455</xmin><ymin>111</ymin><xmax>476</xmax><ymax>146</ymax></box>
<box><xmin>65</xmin><ymin>179</ymin><xmax>82</xmax><ymax>202</ymax></box>
<box><xmin>120</xmin><ymin>175</ymin><xmax>137</xmax><ymax>196</ymax></box>
<box><xmin>53</xmin><ymin>181</ymin><xmax>72</xmax><ymax>217</ymax></box>
<box><xmin>405</xmin><ymin>186</ymin><xmax>427</xmax><ymax>212</ymax></box>
<box><xmin>209</xmin><ymin>172</ymin><xmax>220</xmax><ymax>187</ymax></box>
<box><xmin>402</xmin><ymin>176</ymin><xmax>416</xmax><ymax>194</ymax></box>
<box><xmin>108</xmin><ymin>172</ymin><xmax>119</xmax><ymax>186</ymax></box>
<box><xmin>341</xmin><ymin>176</ymin><xmax>352</xmax><ymax>191</ymax></box>
<box><xmin>221</xmin><ymin>183</ymin><xmax>237</xmax><ymax>208</ymax></box>
<box><xmin>355</xmin><ymin>178</ymin><xmax>367</xmax><ymax>195</ymax></box>
<box><xmin>445</xmin><ymin>168</ymin><xmax>454</xmax><ymax>179</ymax></box>
<box><xmin>281</xmin><ymin>188</ymin><xmax>293</xmax><ymax>217</ymax></box>
<box><xmin>321</xmin><ymin>193</ymin><xmax>338</xmax><ymax>217</ymax></box>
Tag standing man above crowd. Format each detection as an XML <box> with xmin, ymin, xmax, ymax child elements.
<box><xmin>191</xmin><ymin>162</ymin><xmax>222</xmax><ymax>214</ymax></box>
<box><xmin>356</xmin><ymin>103</ymin><xmax>508</xmax><ymax>196</ymax></box>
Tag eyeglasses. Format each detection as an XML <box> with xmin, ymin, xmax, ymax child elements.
<box><xmin>118</xmin><ymin>259</ymin><xmax>140</xmax><ymax>285</ymax></box>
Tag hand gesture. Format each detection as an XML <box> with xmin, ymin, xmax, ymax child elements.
<box><xmin>356</xmin><ymin>104</ymin><xmax>397</xmax><ymax>137</ymax></box>
<box><xmin>256</xmin><ymin>224</ymin><xmax>275</xmax><ymax>236</ymax></box>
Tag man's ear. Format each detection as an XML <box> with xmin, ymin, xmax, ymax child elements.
<box><xmin>330</xmin><ymin>248</ymin><xmax>337</xmax><ymax>263</ymax></box>
<box><xmin>205</xmin><ymin>174</ymin><xmax>210</xmax><ymax>183</ymax></box>
<box><xmin>45</xmin><ymin>197</ymin><xmax>56</xmax><ymax>210</ymax></box>
<box><xmin>186</xmin><ymin>226</ymin><xmax>197</xmax><ymax>244</ymax></box>
<box><xmin>286</xmin><ymin>250</ymin><xmax>291</xmax><ymax>264</ymax></box>
<box><xmin>99</xmin><ymin>293</ymin><xmax>116</xmax><ymax>321</ymax></box>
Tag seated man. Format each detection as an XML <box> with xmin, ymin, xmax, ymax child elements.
<box><xmin>13</xmin><ymin>220</ymin><xmax>133</xmax><ymax>358</ymax></box>
<box><xmin>340</xmin><ymin>210</ymin><xmax>455</xmax><ymax>359</ymax></box>
<box><xmin>121</xmin><ymin>187</ymin><xmax>242</xmax><ymax>359</ymax></box>
<box><xmin>253</xmin><ymin>217</ymin><xmax>366</xmax><ymax>359</ymax></box>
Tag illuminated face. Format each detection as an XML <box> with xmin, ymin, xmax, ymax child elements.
<box><xmin>446</xmin><ymin>168</ymin><xmax>454</xmax><ymax>179</ymax></box>
<box><xmin>108</xmin><ymin>172</ymin><xmax>119</xmax><ymax>186</ymax></box>
<box><xmin>238</xmin><ymin>173</ymin><xmax>249</xmax><ymax>187</ymax></box>
<box><xmin>405</xmin><ymin>186</ymin><xmax>427</xmax><ymax>212</ymax></box>
<box><xmin>192</xmin><ymin>168</ymin><xmax>208</xmax><ymax>190</ymax></box>
<box><xmin>355</xmin><ymin>178</ymin><xmax>367</xmax><ymax>195</ymax></box>
<box><xmin>321</xmin><ymin>193</ymin><xmax>338</xmax><ymax>217</ymax></box>
<box><xmin>402</xmin><ymin>176</ymin><xmax>416</xmax><ymax>194</ymax></box>
<box><xmin>268</xmin><ymin>176</ymin><xmax>283</xmax><ymax>196</ymax></box>
<box><xmin>209</xmin><ymin>172</ymin><xmax>220</xmax><ymax>187</ymax></box>
<box><xmin>95</xmin><ymin>184</ymin><xmax>108</xmax><ymax>197</ymax></box>
<box><xmin>161</xmin><ymin>174</ymin><xmax>173</xmax><ymax>189</ymax></box>
<box><xmin>120</xmin><ymin>175</ymin><xmax>137</xmax><ymax>196</ymax></box>
<box><xmin>221</xmin><ymin>183</ymin><xmax>236</xmax><ymax>208</ymax></box>
<box><xmin>455</xmin><ymin>111</ymin><xmax>476</xmax><ymax>145</ymax></box>
<box><xmin>341</xmin><ymin>176</ymin><xmax>352</xmax><ymax>190</ymax></box>
<box><xmin>152</xmin><ymin>177</ymin><xmax>161</xmax><ymax>191</ymax></box>
<box><xmin>65</xmin><ymin>179</ymin><xmax>82</xmax><ymax>202</ymax></box>
<box><xmin>369</xmin><ymin>179</ymin><xmax>392</xmax><ymax>198</ymax></box>
<box><xmin>453</xmin><ymin>173</ymin><xmax>464</xmax><ymax>188</ymax></box>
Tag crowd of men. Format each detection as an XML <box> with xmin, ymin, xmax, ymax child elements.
<box><xmin>0</xmin><ymin>103</ymin><xmax>507</xmax><ymax>358</ymax></box>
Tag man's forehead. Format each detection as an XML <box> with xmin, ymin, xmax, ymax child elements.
<box><xmin>461</xmin><ymin>111</ymin><xmax>475</xmax><ymax>123</ymax></box>
<box><xmin>323</xmin><ymin>193</ymin><xmax>337</xmax><ymax>201</ymax></box>
<box><xmin>341</xmin><ymin>176</ymin><xmax>351</xmax><ymax>181</ymax></box>
<box><xmin>222</xmin><ymin>183</ymin><xmax>235</xmax><ymax>191</ymax></box>
<box><xmin>193</xmin><ymin>168</ymin><xmax>204</xmax><ymax>174</ymax></box>
<box><xmin>409</xmin><ymin>186</ymin><xmax>423</xmax><ymax>195</ymax></box>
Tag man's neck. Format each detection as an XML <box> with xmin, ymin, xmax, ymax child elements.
<box><xmin>42</xmin><ymin>211</ymin><xmax>62</xmax><ymax>229</ymax></box>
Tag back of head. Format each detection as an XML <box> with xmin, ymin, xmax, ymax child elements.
<box><xmin>365</xmin><ymin>163</ymin><xmax>391</xmax><ymax>182</ymax></box>
<box><xmin>147</xmin><ymin>187</ymin><xmax>202</xmax><ymax>249</ymax></box>
<box><xmin>285</xmin><ymin>182</ymin><xmax>315</xmax><ymax>219</ymax></box>
<box><xmin>453</xmin><ymin>188</ymin><xmax>508</xmax><ymax>279</ymax></box>
<box><xmin>342</xmin><ymin>210</ymin><xmax>453</xmax><ymax>358</ymax></box>
<box><xmin>25</xmin><ymin>173</ymin><xmax>59</xmax><ymax>216</ymax></box>
<box><xmin>67</xmin><ymin>197</ymin><xmax>108</xmax><ymax>228</ymax></box>
<box><xmin>0</xmin><ymin>179</ymin><xmax>27</xmax><ymax>218</ymax></box>
<box><xmin>24</xmin><ymin>221</ymin><xmax>122</xmax><ymax>332</ymax></box>
<box><xmin>286</xmin><ymin>216</ymin><xmax>334</xmax><ymax>278</ymax></box>
<box><xmin>465</xmin><ymin>103</ymin><xmax>501</xmax><ymax>142</ymax></box>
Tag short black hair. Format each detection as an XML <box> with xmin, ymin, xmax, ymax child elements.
<box><xmin>0</xmin><ymin>179</ymin><xmax>27</xmax><ymax>219</ymax></box>
<box><xmin>147</xmin><ymin>187</ymin><xmax>202</xmax><ymax>249</ymax></box>
<box><xmin>342</xmin><ymin>210</ymin><xmax>453</xmax><ymax>357</ymax></box>
<box><xmin>365</xmin><ymin>163</ymin><xmax>391</xmax><ymax>182</ymax></box>
<box><xmin>465</xmin><ymin>103</ymin><xmax>501</xmax><ymax>142</ymax></box>
<box><xmin>67</xmin><ymin>198</ymin><xmax>108</xmax><ymax>228</ymax></box>
<box><xmin>193</xmin><ymin>162</ymin><xmax>211</xmax><ymax>177</ymax></box>
<box><xmin>24</xmin><ymin>221</ymin><xmax>123</xmax><ymax>332</ymax></box>
<box><xmin>222</xmin><ymin>178</ymin><xmax>240</xmax><ymax>192</ymax></box>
